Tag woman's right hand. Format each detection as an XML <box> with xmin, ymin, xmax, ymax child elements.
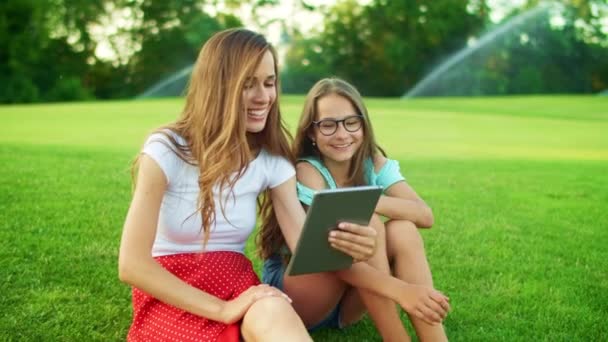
<box><xmin>219</xmin><ymin>284</ymin><xmax>292</xmax><ymax>324</ymax></box>
<box><xmin>398</xmin><ymin>284</ymin><xmax>450</xmax><ymax>325</ymax></box>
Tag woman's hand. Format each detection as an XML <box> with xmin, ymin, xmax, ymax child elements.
<box><xmin>219</xmin><ymin>284</ymin><xmax>292</xmax><ymax>324</ymax></box>
<box><xmin>328</xmin><ymin>222</ymin><xmax>377</xmax><ymax>262</ymax></box>
<box><xmin>397</xmin><ymin>284</ymin><xmax>450</xmax><ymax>325</ymax></box>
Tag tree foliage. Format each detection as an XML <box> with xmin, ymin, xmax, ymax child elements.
<box><xmin>283</xmin><ymin>0</ymin><xmax>489</xmax><ymax>96</ymax></box>
<box><xmin>404</xmin><ymin>0</ymin><xmax>608</xmax><ymax>96</ymax></box>
<box><xmin>0</xmin><ymin>0</ymin><xmax>241</xmax><ymax>103</ymax></box>
<box><xmin>1</xmin><ymin>0</ymin><xmax>607</xmax><ymax>102</ymax></box>
<box><xmin>0</xmin><ymin>0</ymin><xmax>94</xmax><ymax>102</ymax></box>
<box><xmin>282</xmin><ymin>0</ymin><xmax>608</xmax><ymax>96</ymax></box>
<box><xmin>123</xmin><ymin>0</ymin><xmax>241</xmax><ymax>95</ymax></box>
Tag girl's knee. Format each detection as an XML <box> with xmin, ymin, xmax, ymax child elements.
<box><xmin>369</xmin><ymin>214</ymin><xmax>387</xmax><ymax>237</ymax></box>
<box><xmin>386</xmin><ymin>220</ymin><xmax>424</xmax><ymax>256</ymax></box>
<box><xmin>386</xmin><ymin>220</ymin><xmax>420</xmax><ymax>240</ymax></box>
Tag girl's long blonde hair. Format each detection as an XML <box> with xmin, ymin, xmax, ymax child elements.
<box><xmin>258</xmin><ymin>77</ymin><xmax>384</xmax><ymax>260</ymax></box>
<box><xmin>134</xmin><ymin>28</ymin><xmax>293</xmax><ymax>245</ymax></box>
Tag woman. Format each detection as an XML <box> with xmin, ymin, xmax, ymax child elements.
<box><xmin>118</xmin><ymin>30</ymin><xmax>377</xmax><ymax>341</ymax></box>
<box><xmin>260</xmin><ymin>78</ymin><xmax>449</xmax><ymax>341</ymax></box>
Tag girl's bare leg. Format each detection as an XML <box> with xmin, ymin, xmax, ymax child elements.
<box><xmin>334</xmin><ymin>286</ymin><xmax>365</xmax><ymax>326</ymax></box>
<box><xmin>241</xmin><ymin>296</ymin><xmax>311</xmax><ymax>342</ymax></box>
<box><xmin>345</xmin><ymin>215</ymin><xmax>409</xmax><ymax>341</ymax></box>
<box><xmin>284</xmin><ymin>215</ymin><xmax>409</xmax><ymax>341</ymax></box>
<box><xmin>283</xmin><ymin>271</ymin><xmax>347</xmax><ymax>327</ymax></box>
<box><xmin>386</xmin><ymin>220</ymin><xmax>448</xmax><ymax>342</ymax></box>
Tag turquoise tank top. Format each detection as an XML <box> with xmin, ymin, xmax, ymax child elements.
<box><xmin>296</xmin><ymin>156</ymin><xmax>405</xmax><ymax>205</ymax></box>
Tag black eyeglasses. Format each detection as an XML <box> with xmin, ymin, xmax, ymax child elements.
<box><xmin>312</xmin><ymin>115</ymin><xmax>364</xmax><ymax>136</ymax></box>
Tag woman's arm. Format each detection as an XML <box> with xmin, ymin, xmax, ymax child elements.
<box><xmin>118</xmin><ymin>155</ymin><xmax>285</xmax><ymax>324</ymax></box>
<box><xmin>373</xmin><ymin>156</ymin><xmax>434</xmax><ymax>227</ymax></box>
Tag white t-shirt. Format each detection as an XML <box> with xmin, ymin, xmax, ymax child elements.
<box><xmin>142</xmin><ymin>132</ymin><xmax>295</xmax><ymax>257</ymax></box>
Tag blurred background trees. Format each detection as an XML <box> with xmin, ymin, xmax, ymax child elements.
<box><xmin>0</xmin><ymin>0</ymin><xmax>240</xmax><ymax>103</ymax></box>
<box><xmin>282</xmin><ymin>0</ymin><xmax>489</xmax><ymax>95</ymax></box>
<box><xmin>1</xmin><ymin>0</ymin><xmax>607</xmax><ymax>103</ymax></box>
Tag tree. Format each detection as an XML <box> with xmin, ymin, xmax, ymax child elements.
<box><xmin>282</xmin><ymin>0</ymin><xmax>489</xmax><ymax>96</ymax></box>
<box><xmin>412</xmin><ymin>7</ymin><xmax>606</xmax><ymax>96</ymax></box>
<box><xmin>124</xmin><ymin>1</ymin><xmax>235</xmax><ymax>95</ymax></box>
<box><xmin>0</xmin><ymin>0</ymin><xmax>245</xmax><ymax>102</ymax></box>
<box><xmin>0</xmin><ymin>0</ymin><xmax>97</xmax><ymax>103</ymax></box>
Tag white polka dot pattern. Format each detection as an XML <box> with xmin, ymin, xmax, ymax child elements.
<box><xmin>127</xmin><ymin>251</ymin><xmax>260</xmax><ymax>342</ymax></box>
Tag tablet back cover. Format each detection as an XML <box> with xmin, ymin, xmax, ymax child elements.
<box><xmin>286</xmin><ymin>185</ymin><xmax>382</xmax><ymax>276</ymax></box>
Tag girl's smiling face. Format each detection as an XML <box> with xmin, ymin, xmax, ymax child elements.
<box><xmin>312</xmin><ymin>93</ymin><xmax>364</xmax><ymax>165</ymax></box>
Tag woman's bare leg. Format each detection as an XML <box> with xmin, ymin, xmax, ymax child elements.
<box><xmin>386</xmin><ymin>220</ymin><xmax>448</xmax><ymax>342</ymax></box>
<box><xmin>241</xmin><ymin>296</ymin><xmax>311</xmax><ymax>342</ymax></box>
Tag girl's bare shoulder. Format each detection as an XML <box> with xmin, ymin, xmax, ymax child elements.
<box><xmin>295</xmin><ymin>160</ymin><xmax>326</xmax><ymax>189</ymax></box>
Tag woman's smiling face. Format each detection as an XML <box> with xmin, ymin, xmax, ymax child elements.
<box><xmin>242</xmin><ymin>50</ymin><xmax>277</xmax><ymax>133</ymax></box>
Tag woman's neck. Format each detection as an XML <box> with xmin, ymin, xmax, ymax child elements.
<box><xmin>246</xmin><ymin>134</ymin><xmax>261</xmax><ymax>161</ymax></box>
<box><xmin>322</xmin><ymin>157</ymin><xmax>352</xmax><ymax>187</ymax></box>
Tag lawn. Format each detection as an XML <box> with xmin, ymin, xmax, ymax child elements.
<box><xmin>1</xmin><ymin>95</ymin><xmax>607</xmax><ymax>341</ymax></box>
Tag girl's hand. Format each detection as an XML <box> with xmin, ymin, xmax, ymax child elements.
<box><xmin>219</xmin><ymin>284</ymin><xmax>292</xmax><ymax>324</ymax></box>
<box><xmin>328</xmin><ymin>222</ymin><xmax>377</xmax><ymax>262</ymax></box>
<box><xmin>397</xmin><ymin>284</ymin><xmax>450</xmax><ymax>325</ymax></box>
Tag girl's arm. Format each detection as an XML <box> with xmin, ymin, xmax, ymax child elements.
<box><xmin>270</xmin><ymin>176</ymin><xmax>376</xmax><ymax>261</ymax></box>
<box><xmin>373</xmin><ymin>156</ymin><xmax>434</xmax><ymax>227</ymax></box>
<box><xmin>274</xmin><ymin>167</ymin><xmax>449</xmax><ymax>324</ymax></box>
<box><xmin>118</xmin><ymin>155</ymin><xmax>285</xmax><ymax>324</ymax></box>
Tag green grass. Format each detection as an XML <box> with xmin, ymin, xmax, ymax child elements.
<box><xmin>1</xmin><ymin>95</ymin><xmax>607</xmax><ymax>341</ymax></box>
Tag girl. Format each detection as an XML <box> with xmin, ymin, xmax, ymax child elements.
<box><xmin>260</xmin><ymin>78</ymin><xmax>449</xmax><ymax>341</ymax></box>
<box><xmin>118</xmin><ymin>30</ymin><xmax>377</xmax><ymax>342</ymax></box>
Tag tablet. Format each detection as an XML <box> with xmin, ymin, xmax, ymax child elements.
<box><xmin>285</xmin><ymin>185</ymin><xmax>382</xmax><ymax>276</ymax></box>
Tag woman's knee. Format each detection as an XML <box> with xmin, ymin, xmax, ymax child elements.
<box><xmin>242</xmin><ymin>297</ymin><xmax>300</xmax><ymax>334</ymax></box>
<box><xmin>242</xmin><ymin>296</ymin><xmax>311</xmax><ymax>341</ymax></box>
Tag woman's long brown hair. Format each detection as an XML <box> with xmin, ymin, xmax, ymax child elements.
<box><xmin>133</xmin><ymin>28</ymin><xmax>293</xmax><ymax>246</ymax></box>
<box><xmin>257</xmin><ymin>77</ymin><xmax>385</xmax><ymax>260</ymax></box>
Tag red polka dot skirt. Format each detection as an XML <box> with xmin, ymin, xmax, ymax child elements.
<box><xmin>127</xmin><ymin>251</ymin><xmax>260</xmax><ymax>342</ymax></box>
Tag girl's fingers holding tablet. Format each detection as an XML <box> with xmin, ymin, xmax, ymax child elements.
<box><xmin>329</xmin><ymin>242</ymin><xmax>367</xmax><ymax>262</ymax></box>
<box><xmin>337</xmin><ymin>222</ymin><xmax>377</xmax><ymax>239</ymax></box>
<box><xmin>330</xmin><ymin>228</ymin><xmax>375</xmax><ymax>248</ymax></box>
<box><xmin>333</xmin><ymin>222</ymin><xmax>377</xmax><ymax>260</ymax></box>
<box><xmin>329</xmin><ymin>232</ymin><xmax>374</xmax><ymax>261</ymax></box>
